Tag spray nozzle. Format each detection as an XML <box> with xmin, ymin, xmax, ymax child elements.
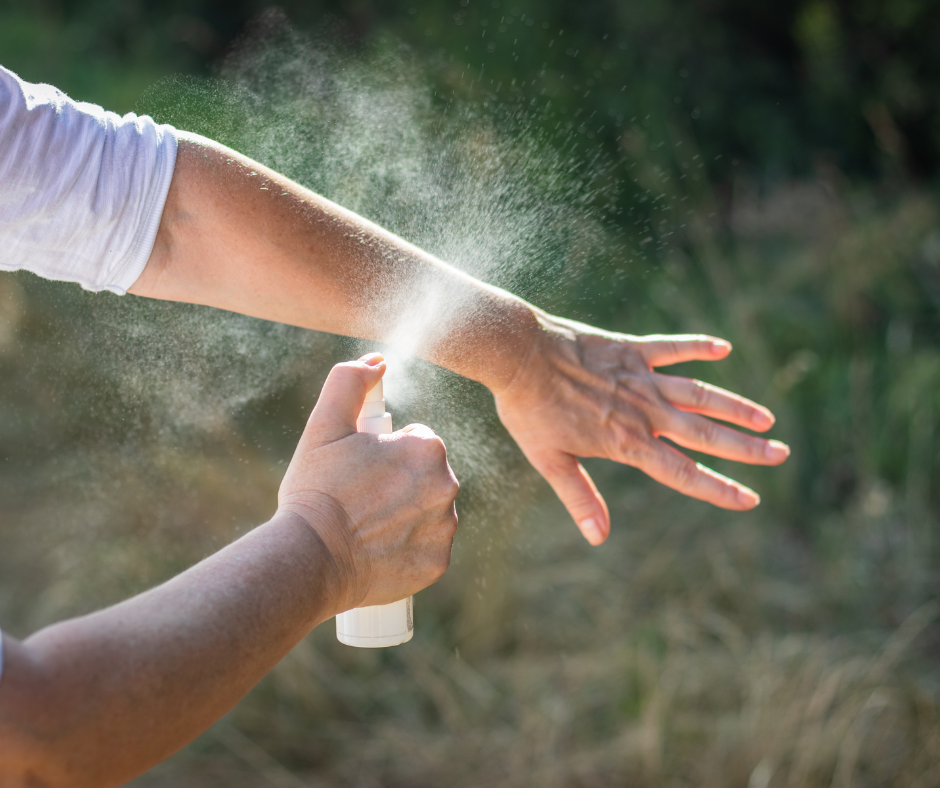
<box><xmin>357</xmin><ymin>378</ymin><xmax>392</xmax><ymax>432</ymax></box>
<box><xmin>363</xmin><ymin>379</ymin><xmax>384</xmax><ymax>403</ymax></box>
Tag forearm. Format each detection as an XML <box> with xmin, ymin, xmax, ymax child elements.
<box><xmin>132</xmin><ymin>133</ymin><xmax>541</xmax><ymax>393</ymax></box>
<box><xmin>0</xmin><ymin>511</ymin><xmax>340</xmax><ymax>788</ymax></box>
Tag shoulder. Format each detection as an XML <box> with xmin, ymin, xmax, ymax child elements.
<box><xmin>0</xmin><ymin>65</ymin><xmax>71</xmax><ymax>115</ymax></box>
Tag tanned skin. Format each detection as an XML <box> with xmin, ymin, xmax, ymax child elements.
<box><xmin>133</xmin><ymin>133</ymin><xmax>789</xmax><ymax>545</ymax></box>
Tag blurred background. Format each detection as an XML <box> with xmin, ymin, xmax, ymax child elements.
<box><xmin>1</xmin><ymin>1</ymin><xmax>939</xmax><ymax>786</ymax></box>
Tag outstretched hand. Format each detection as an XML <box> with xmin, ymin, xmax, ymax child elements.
<box><xmin>494</xmin><ymin>313</ymin><xmax>789</xmax><ymax>545</ymax></box>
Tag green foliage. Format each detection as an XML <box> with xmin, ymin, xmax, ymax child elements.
<box><xmin>3</xmin><ymin>0</ymin><xmax>940</xmax><ymax>176</ymax></box>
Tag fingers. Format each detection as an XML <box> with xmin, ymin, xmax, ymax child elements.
<box><xmin>307</xmin><ymin>353</ymin><xmax>386</xmax><ymax>445</ymax></box>
<box><xmin>399</xmin><ymin>423</ymin><xmax>454</xmax><ymax>492</ymax></box>
<box><xmin>640</xmin><ymin>441</ymin><xmax>761</xmax><ymax>510</ymax></box>
<box><xmin>398</xmin><ymin>423</ymin><xmax>454</xmax><ymax>486</ymax></box>
<box><xmin>653</xmin><ymin>373</ymin><xmax>776</xmax><ymax>432</ymax></box>
<box><xmin>658</xmin><ymin>409</ymin><xmax>790</xmax><ymax>466</ymax></box>
<box><xmin>533</xmin><ymin>453</ymin><xmax>610</xmax><ymax>546</ymax></box>
<box><xmin>400</xmin><ymin>423</ymin><xmax>437</xmax><ymax>439</ymax></box>
<box><xmin>635</xmin><ymin>334</ymin><xmax>732</xmax><ymax>367</ymax></box>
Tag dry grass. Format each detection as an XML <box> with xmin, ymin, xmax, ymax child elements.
<box><xmin>127</xmin><ymin>484</ymin><xmax>940</xmax><ymax>788</ymax></box>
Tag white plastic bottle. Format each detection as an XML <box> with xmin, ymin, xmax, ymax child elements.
<box><xmin>335</xmin><ymin>377</ymin><xmax>414</xmax><ymax>648</ymax></box>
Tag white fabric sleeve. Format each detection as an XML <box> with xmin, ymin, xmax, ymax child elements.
<box><xmin>0</xmin><ymin>65</ymin><xmax>177</xmax><ymax>294</ymax></box>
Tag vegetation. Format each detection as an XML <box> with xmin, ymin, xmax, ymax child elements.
<box><xmin>0</xmin><ymin>1</ymin><xmax>938</xmax><ymax>786</ymax></box>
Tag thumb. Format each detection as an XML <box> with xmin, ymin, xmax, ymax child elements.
<box><xmin>307</xmin><ymin>353</ymin><xmax>386</xmax><ymax>445</ymax></box>
<box><xmin>535</xmin><ymin>453</ymin><xmax>610</xmax><ymax>546</ymax></box>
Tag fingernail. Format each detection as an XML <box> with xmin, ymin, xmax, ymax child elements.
<box><xmin>712</xmin><ymin>340</ymin><xmax>732</xmax><ymax>354</ymax></box>
<box><xmin>754</xmin><ymin>408</ymin><xmax>775</xmax><ymax>429</ymax></box>
<box><xmin>579</xmin><ymin>517</ymin><xmax>605</xmax><ymax>545</ymax></box>
<box><xmin>764</xmin><ymin>439</ymin><xmax>790</xmax><ymax>461</ymax></box>
<box><xmin>359</xmin><ymin>352</ymin><xmax>385</xmax><ymax>366</ymax></box>
<box><xmin>737</xmin><ymin>487</ymin><xmax>760</xmax><ymax>507</ymax></box>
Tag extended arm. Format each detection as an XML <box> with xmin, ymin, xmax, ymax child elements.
<box><xmin>132</xmin><ymin>134</ymin><xmax>789</xmax><ymax>545</ymax></box>
<box><xmin>0</xmin><ymin>513</ymin><xmax>335</xmax><ymax>786</ymax></box>
<box><xmin>0</xmin><ymin>356</ymin><xmax>459</xmax><ymax>788</ymax></box>
<box><xmin>133</xmin><ymin>133</ymin><xmax>535</xmax><ymax>392</ymax></box>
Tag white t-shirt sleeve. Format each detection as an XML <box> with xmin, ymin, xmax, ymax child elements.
<box><xmin>0</xmin><ymin>65</ymin><xmax>177</xmax><ymax>294</ymax></box>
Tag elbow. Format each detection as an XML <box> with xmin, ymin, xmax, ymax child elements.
<box><xmin>0</xmin><ymin>723</ymin><xmax>124</xmax><ymax>788</ymax></box>
<box><xmin>0</xmin><ymin>714</ymin><xmax>79</xmax><ymax>788</ymax></box>
<box><xmin>0</xmin><ymin>753</ymin><xmax>68</xmax><ymax>788</ymax></box>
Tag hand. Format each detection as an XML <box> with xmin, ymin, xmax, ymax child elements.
<box><xmin>278</xmin><ymin>354</ymin><xmax>459</xmax><ymax>613</ymax></box>
<box><xmin>494</xmin><ymin>313</ymin><xmax>790</xmax><ymax>546</ymax></box>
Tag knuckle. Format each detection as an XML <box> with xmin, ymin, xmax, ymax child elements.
<box><xmin>431</xmin><ymin>435</ymin><xmax>448</xmax><ymax>458</ymax></box>
<box><xmin>697</xmin><ymin>417</ymin><xmax>720</xmax><ymax>445</ymax></box>
<box><xmin>690</xmin><ymin>380</ymin><xmax>709</xmax><ymax>408</ymax></box>
<box><xmin>414</xmin><ymin>429</ymin><xmax>440</xmax><ymax>448</ymax></box>
<box><xmin>745</xmin><ymin>438</ymin><xmax>765</xmax><ymax>460</ymax></box>
<box><xmin>538</xmin><ymin>455</ymin><xmax>575</xmax><ymax>481</ymax></box>
<box><xmin>673</xmin><ymin>457</ymin><xmax>700</xmax><ymax>489</ymax></box>
<box><xmin>616</xmin><ymin>379</ymin><xmax>665</xmax><ymax>423</ymax></box>
<box><xmin>637</xmin><ymin>378</ymin><xmax>663</xmax><ymax>405</ymax></box>
<box><xmin>432</xmin><ymin>476</ymin><xmax>459</xmax><ymax>508</ymax></box>
<box><xmin>613</xmin><ymin>423</ymin><xmax>653</xmax><ymax>463</ymax></box>
<box><xmin>636</xmin><ymin>437</ymin><xmax>660</xmax><ymax>466</ymax></box>
<box><xmin>403</xmin><ymin>422</ymin><xmax>433</xmax><ymax>438</ymax></box>
<box><xmin>420</xmin><ymin>436</ymin><xmax>448</xmax><ymax>467</ymax></box>
<box><xmin>404</xmin><ymin>432</ymin><xmax>438</xmax><ymax>458</ymax></box>
<box><xmin>331</xmin><ymin>361</ymin><xmax>358</xmax><ymax>379</ymax></box>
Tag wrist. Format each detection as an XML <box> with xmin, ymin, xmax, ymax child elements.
<box><xmin>445</xmin><ymin>290</ymin><xmax>545</xmax><ymax>396</ymax></box>
<box><xmin>270</xmin><ymin>502</ymin><xmax>359</xmax><ymax>620</ymax></box>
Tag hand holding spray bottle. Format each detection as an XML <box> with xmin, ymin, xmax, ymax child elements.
<box><xmin>336</xmin><ymin>374</ymin><xmax>414</xmax><ymax>647</ymax></box>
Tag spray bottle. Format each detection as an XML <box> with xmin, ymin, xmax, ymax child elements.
<box><xmin>335</xmin><ymin>377</ymin><xmax>414</xmax><ymax>647</ymax></box>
